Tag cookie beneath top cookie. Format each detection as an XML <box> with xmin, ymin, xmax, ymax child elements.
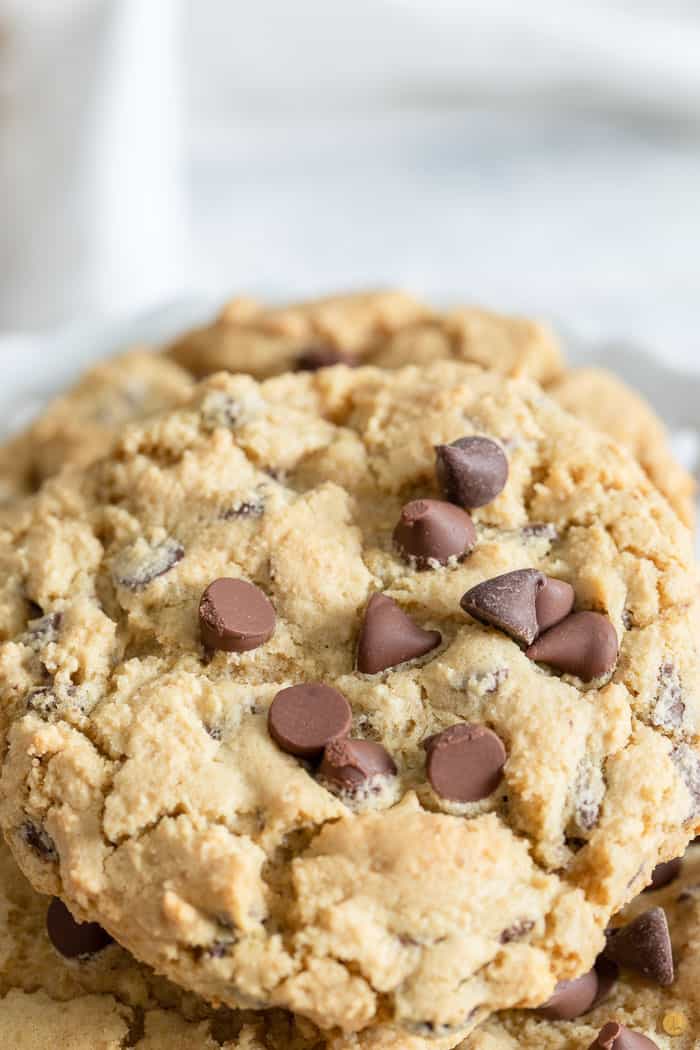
<box><xmin>0</xmin><ymin>361</ymin><xmax>697</xmax><ymax>1037</ymax></box>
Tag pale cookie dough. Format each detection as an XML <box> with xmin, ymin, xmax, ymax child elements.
<box><xmin>463</xmin><ymin>844</ymin><xmax>700</xmax><ymax>1049</ymax></box>
<box><xmin>0</xmin><ymin>362</ymin><xmax>698</xmax><ymax>1037</ymax></box>
<box><xmin>550</xmin><ymin>368</ymin><xmax>696</xmax><ymax>529</ymax></box>
<box><xmin>0</xmin><ymin>837</ymin><xmax>455</xmax><ymax>1050</ymax></box>
<box><xmin>0</xmin><ymin>349</ymin><xmax>194</xmax><ymax>504</ymax></box>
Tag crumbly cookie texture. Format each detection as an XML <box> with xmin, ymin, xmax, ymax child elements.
<box><xmin>0</xmin><ymin>837</ymin><xmax>453</xmax><ymax>1050</ymax></box>
<box><xmin>168</xmin><ymin>290</ymin><xmax>564</xmax><ymax>386</ymax></box>
<box><xmin>462</xmin><ymin>844</ymin><xmax>700</xmax><ymax>1049</ymax></box>
<box><xmin>0</xmin><ymin>349</ymin><xmax>194</xmax><ymax>504</ymax></box>
<box><xmin>1</xmin><ymin>837</ymin><xmax>698</xmax><ymax>1050</ymax></box>
<box><xmin>0</xmin><ymin>362</ymin><xmax>698</xmax><ymax>1036</ymax></box>
<box><xmin>550</xmin><ymin>368</ymin><xmax>696</xmax><ymax>529</ymax></box>
<box><xmin>168</xmin><ymin>292</ymin><xmax>694</xmax><ymax>525</ymax></box>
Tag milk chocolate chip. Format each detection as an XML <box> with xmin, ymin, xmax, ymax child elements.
<box><xmin>435</xmin><ymin>436</ymin><xmax>508</xmax><ymax>508</ymax></box>
<box><xmin>424</xmin><ymin>723</ymin><xmax>506</xmax><ymax>802</ymax></box>
<box><xmin>268</xmin><ymin>683</ymin><xmax>352</xmax><ymax>758</ymax></box>
<box><xmin>526</xmin><ymin>611</ymin><xmax>618</xmax><ymax>681</ymax></box>
<box><xmin>357</xmin><ymin>594</ymin><xmax>441</xmax><ymax>674</ymax></box>
<box><xmin>393</xmin><ymin>499</ymin><xmax>476</xmax><ymax>568</ymax></box>
<box><xmin>320</xmin><ymin>738</ymin><xmax>396</xmax><ymax>792</ymax></box>
<box><xmin>200</xmin><ymin>578</ymin><xmax>276</xmax><ymax>652</ymax></box>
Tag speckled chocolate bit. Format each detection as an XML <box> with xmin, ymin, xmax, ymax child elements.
<box><xmin>573</xmin><ymin>762</ymin><xmax>604</xmax><ymax>833</ymax></box>
<box><xmin>112</xmin><ymin>537</ymin><xmax>184</xmax><ymax>590</ymax></box>
<box><xmin>652</xmin><ymin>662</ymin><xmax>685</xmax><ymax>729</ymax></box>
<box><xmin>20</xmin><ymin>820</ymin><xmax>58</xmax><ymax>862</ymax></box>
<box><xmin>671</xmin><ymin>743</ymin><xmax>700</xmax><ymax>816</ymax></box>
<box><xmin>603</xmin><ymin>907</ymin><xmax>674</xmax><ymax>986</ymax></box>
<box><xmin>222</xmin><ymin>493</ymin><xmax>266</xmax><ymax>519</ymax></box>
<box><xmin>521</xmin><ymin>522</ymin><xmax>558</xmax><ymax>542</ymax></box>
<box><xmin>205</xmin><ymin>724</ymin><xmax>223</xmax><ymax>741</ymax></box>
<box><xmin>199</xmin><ymin>938</ymin><xmax>235</xmax><ymax>959</ymax></box>
<box><xmin>25</xmin><ymin>687</ymin><xmax>58</xmax><ymax>717</ymax></box>
<box><xmin>23</xmin><ymin>611</ymin><xmax>62</xmax><ymax>648</ymax></box>
<box><xmin>472</xmin><ymin>667</ymin><xmax>509</xmax><ymax>694</ymax></box>
<box><xmin>499</xmin><ymin>918</ymin><xmax>534</xmax><ymax>943</ymax></box>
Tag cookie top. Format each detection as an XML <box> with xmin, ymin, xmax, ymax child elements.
<box><xmin>0</xmin><ymin>362</ymin><xmax>697</xmax><ymax>1037</ymax></box>
<box><xmin>464</xmin><ymin>843</ymin><xmax>700</xmax><ymax>1049</ymax></box>
<box><xmin>0</xmin><ymin>350</ymin><xmax>194</xmax><ymax>503</ymax></box>
<box><xmin>550</xmin><ymin>368</ymin><xmax>696</xmax><ymax>529</ymax></box>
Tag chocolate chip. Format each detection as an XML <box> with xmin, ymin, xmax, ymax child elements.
<box><xmin>652</xmin><ymin>663</ymin><xmax>684</xmax><ymax>729</ymax></box>
<box><xmin>393</xmin><ymin>499</ymin><xmax>476</xmax><ymax>568</ymax></box>
<box><xmin>24</xmin><ymin>611</ymin><xmax>62</xmax><ymax>648</ymax></box>
<box><xmin>535</xmin><ymin>577</ymin><xmax>575</xmax><ymax>633</ymax></box>
<box><xmin>46</xmin><ymin>898</ymin><xmax>113</xmax><ymax>959</ymax></box>
<box><xmin>25</xmin><ymin>687</ymin><xmax>58</xmax><ymax>717</ymax></box>
<box><xmin>537</xmin><ymin>968</ymin><xmax>599</xmax><ymax>1020</ymax></box>
<box><xmin>461</xmin><ymin>569</ymin><xmax>545</xmax><ymax>646</ymax></box>
<box><xmin>645</xmin><ymin>857</ymin><xmax>682</xmax><ymax>892</ymax></box>
<box><xmin>113</xmin><ymin>537</ymin><xmax>184</xmax><ymax>590</ymax></box>
<box><xmin>296</xmin><ymin>347</ymin><xmax>357</xmax><ymax>371</ymax></box>
<box><xmin>671</xmin><ymin>743</ymin><xmax>700</xmax><ymax>816</ymax></box>
<box><xmin>588</xmin><ymin>1021</ymin><xmax>658</xmax><ymax>1049</ymax></box>
<box><xmin>222</xmin><ymin>493</ymin><xmax>265</xmax><ymax>519</ymax></box>
<box><xmin>593</xmin><ymin>957</ymin><xmax>619</xmax><ymax>1005</ymax></box>
<box><xmin>526</xmin><ymin>611</ymin><xmax>618</xmax><ymax>682</ymax></box>
<box><xmin>20</xmin><ymin>820</ymin><xmax>57</xmax><ymax>862</ymax></box>
<box><xmin>499</xmin><ymin>918</ymin><xmax>534</xmax><ymax>943</ymax></box>
<box><xmin>319</xmin><ymin>738</ymin><xmax>396</xmax><ymax>793</ymax></box>
<box><xmin>356</xmin><ymin>593</ymin><xmax>441</xmax><ymax>674</ymax></box>
<box><xmin>199</xmin><ymin>578</ymin><xmax>276</xmax><ymax>652</ymax></box>
<box><xmin>435</xmin><ymin>436</ymin><xmax>508</xmax><ymax>509</ymax></box>
<box><xmin>603</xmin><ymin>907</ymin><xmax>674</xmax><ymax>986</ymax></box>
<box><xmin>268</xmin><ymin>683</ymin><xmax>352</xmax><ymax>758</ymax></box>
<box><xmin>521</xmin><ymin>522</ymin><xmax>558</xmax><ymax>542</ymax></box>
<box><xmin>424</xmin><ymin>723</ymin><xmax>506</xmax><ymax>802</ymax></box>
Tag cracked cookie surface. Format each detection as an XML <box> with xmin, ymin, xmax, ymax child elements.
<box><xmin>0</xmin><ymin>362</ymin><xmax>698</xmax><ymax>1036</ymax></box>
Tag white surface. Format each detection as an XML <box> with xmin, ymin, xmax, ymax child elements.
<box><xmin>1</xmin><ymin>0</ymin><xmax>700</xmax><ymax>372</ymax></box>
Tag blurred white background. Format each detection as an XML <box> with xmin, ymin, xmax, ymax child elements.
<box><xmin>1</xmin><ymin>0</ymin><xmax>699</xmax><ymax>368</ymax></box>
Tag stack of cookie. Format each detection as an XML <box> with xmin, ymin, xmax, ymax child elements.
<box><xmin>0</xmin><ymin>292</ymin><xmax>697</xmax><ymax>1050</ymax></box>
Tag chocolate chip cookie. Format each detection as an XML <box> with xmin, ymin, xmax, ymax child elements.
<box><xmin>0</xmin><ymin>361</ymin><xmax>697</xmax><ymax>1036</ymax></box>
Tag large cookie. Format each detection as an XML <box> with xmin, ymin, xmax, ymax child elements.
<box><xmin>0</xmin><ymin>362</ymin><xmax>698</xmax><ymax>1037</ymax></box>
<box><xmin>168</xmin><ymin>292</ymin><xmax>694</xmax><ymax>526</ymax></box>
<box><xmin>1</xmin><ymin>834</ymin><xmax>697</xmax><ymax>1050</ymax></box>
